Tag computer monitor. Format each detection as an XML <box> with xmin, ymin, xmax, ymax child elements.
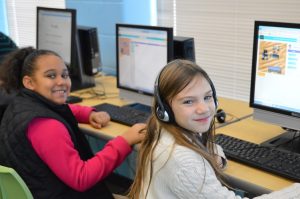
<box><xmin>36</xmin><ymin>7</ymin><xmax>95</xmax><ymax>91</ymax></box>
<box><xmin>250</xmin><ymin>21</ymin><xmax>300</xmax><ymax>152</ymax></box>
<box><xmin>116</xmin><ymin>24</ymin><xmax>173</xmax><ymax>111</ymax></box>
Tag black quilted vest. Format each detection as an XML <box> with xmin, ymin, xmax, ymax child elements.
<box><xmin>0</xmin><ymin>89</ymin><xmax>113</xmax><ymax>199</ymax></box>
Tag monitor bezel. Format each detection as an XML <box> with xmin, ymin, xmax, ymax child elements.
<box><xmin>116</xmin><ymin>23</ymin><xmax>174</xmax><ymax>97</ymax></box>
<box><xmin>249</xmin><ymin>20</ymin><xmax>300</xmax><ymax>119</ymax></box>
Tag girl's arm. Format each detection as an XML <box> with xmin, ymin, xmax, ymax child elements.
<box><xmin>27</xmin><ymin>118</ymin><xmax>132</xmax><ymax>191</ymax></box>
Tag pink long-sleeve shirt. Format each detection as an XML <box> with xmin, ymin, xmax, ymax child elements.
<box><xmin>26</xmin><ymin>104</ymin><xmax>132</xmax><ymax>191</ymax></box>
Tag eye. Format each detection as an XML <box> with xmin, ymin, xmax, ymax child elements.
<box><xmin>46</xmin><ymin>73</ymin><xmax>56</xmax><ymax>79</ymax></box>
<box><xmin>183</xmin><ymin>99</ymin><xmax>193</xmax><ymax>104</ymax></box>
<box><xmin>204</xmin><ymin>95</ymin><xmax>213</xmax><ymax>101</ymax></box>
<box><xmin>62</xmin><ymin>73</ymin><xmax>70</xmax><ymax>79</ymax></box>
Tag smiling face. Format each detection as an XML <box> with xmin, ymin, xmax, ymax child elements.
<box><xmin>23</xmin><ymin>54</ymin><xmax>71</xmax><ymax>104</ymax></box>
<box><xmin>170</xmin><ymin>75</ymin><xmax>216</xmax><ymax>134</ymax></box>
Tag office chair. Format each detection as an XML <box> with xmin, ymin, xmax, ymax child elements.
<box><xmin>0</xmin><ymin>165</ymin><xmax>33</xmax><ymax>199</ymax></box>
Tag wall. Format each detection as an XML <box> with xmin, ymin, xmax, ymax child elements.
<box><xmin>0</xmin><ymin>0</ymin><xmax>8</xmax><ymax>34</ymax></box>
<box><xmin>66</xmin><ymin>0</ymin><xmax>153</xmax><ymax>75</ymax></box>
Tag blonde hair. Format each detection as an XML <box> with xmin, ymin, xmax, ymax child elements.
<box><xmin>128</xmin><ymin>60</ymin><xmax>226</xmax><ymax>198</ymax></box>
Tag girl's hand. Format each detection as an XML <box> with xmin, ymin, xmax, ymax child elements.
<box><xmin>121</xmin><ymin>123</ymin><xmax>146</xmax><ymax>146</ymax></box>
<box><xmin>89</xmin><ymin>111</ymin><xmax>110</xmax><ymax>129</ymax></box>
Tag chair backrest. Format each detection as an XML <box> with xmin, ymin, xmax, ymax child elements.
<box><xmin>0</xmin><ymin>165</ymin><xmax>33</xmax><ymax>199</ymax></box>
<box><xmin>0</xmin><ymin>104</ymin><xmax>8</xmax><ymax>122</ymax></box>
<box><xmin>0</xmin><ymin>32</ymin><xmax>17</xmax><ymax>62</ymax></box>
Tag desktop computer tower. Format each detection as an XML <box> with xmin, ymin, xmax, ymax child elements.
<box><xmin>70</xmin><ymin>33</ymin><xmax>95</xmax><ymax>91</ymax></box>
<box><xmin>173</xmin><ymin>36</ymin><xmax>196</xmax><ymax>62</ymax></box>
<box><xmin>77</xmin><ymin>26</ymin><xmax>102</xmax><ymax>76</ymax></box>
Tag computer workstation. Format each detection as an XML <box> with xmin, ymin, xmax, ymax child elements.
<box><xmin>94</xmin><ymin>23</ymin><xmax>174</xmax><ymax>125</ymax></box>
<box><xmin>215</xmin><ymin>20</ymin><xmax>300</xmax><ymax>191</ymax></box>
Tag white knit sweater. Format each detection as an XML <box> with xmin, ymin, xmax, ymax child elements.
<box><xmin>140</xmin><ymin>130</ymin><xmax>300</xmax><ymax>199</ymax></box>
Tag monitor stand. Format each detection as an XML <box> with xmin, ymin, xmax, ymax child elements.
<box><xmin>261</xmin><ymin>130</ymin><xmax>300</xmax><ymax>154</ymax></box>
<box><xmin>124</xmin><ymin>103</ymin><xmax>152</xmax><ymax>114</ymax></box>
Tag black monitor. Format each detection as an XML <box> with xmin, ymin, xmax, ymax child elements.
<box><xmin>36</xmin><ymin>7</ymin><xmax>95</xmax><ymax>91</ymax></box>
<box><xmin>116</xmin><ymin>24</ymin><xmax>173</xmax><ymax>111</ymax></box>
<box><xmin>250</xmin><ymin>21</ymin><xmax>300</xmax><ymax>153</ymax></box>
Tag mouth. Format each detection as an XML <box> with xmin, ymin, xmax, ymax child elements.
<box><xmin>53</xmin><ymin>90</ymin><xmax>66</xmax><ymax>93</ymax></box>
<box><xmin>52</xmin><ymin>89</ymin><xmax>67</xmax><ymax>95</ymax></box>
<box><xmin>194</xmin><ymin>115</ymin><xmax>211</xmax><ymax>122</ymax></box>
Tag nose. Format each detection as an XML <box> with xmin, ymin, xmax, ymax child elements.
<box><xmin>56</xmin><ymin>76</ymin><xmax>67</xmax><ymax>85</ymax></box>
<box><xmin>195</xmin><ymin>101</ymin><xmax>209</xmax><ymax>114</ymax></box>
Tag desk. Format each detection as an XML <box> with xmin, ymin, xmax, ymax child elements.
<box><xmin>216</xmin><ymin>97</ymin><xmax>253</xmax><ymax>128</ymax></box>
<box><xmin>75</xmin><ymin>75</ymin><xmax>295</xmax><ymax>193</ymax></box>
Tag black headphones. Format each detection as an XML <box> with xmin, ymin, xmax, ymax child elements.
<box><xmin>154</xmin><ymin>60</ymin><xmax>225</xmax><ymax>123</ymax></box>
<box><xmin>216</xmin><ymin>109</ymin><xmax>226</xmax><ymax>123</ymax></box>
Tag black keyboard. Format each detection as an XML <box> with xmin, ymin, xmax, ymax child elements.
<box><xmin>93</xmin><ymin>103</ymin><xmax>151</xmax><ymax>126</ymax></box>
<box><xmin>215</xmin><ymin>133</ymin><xmax>300</xmax><ymax>182</ymax></box>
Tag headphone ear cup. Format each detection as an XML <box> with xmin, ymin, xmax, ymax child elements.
<box><xmin>216</xmin><ymin>109</ymin><xmax>226</xmax><ymax>123</ymax></box>
<box><xmin>155</xmin><ymin>101</ymin><xmax>175</xmax><ymax>123</ymax></box>
<box><xmin>156</xmin><ymin>106</ymin><xmax>170</xmax><ymax>122</ymax></box>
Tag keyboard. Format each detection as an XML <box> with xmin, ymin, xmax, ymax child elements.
<box><xmin>93</xmin><ymin>103</ymin><xmax>151</xmax><ymax>126</ymax></box>
<box><xmin>215</xmin><ymin>133</ymin><xmax>300</xmax><ymax>182</ymax></box>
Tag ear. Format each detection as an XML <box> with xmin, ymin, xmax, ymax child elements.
<box><xmin>22</xmin><ymin>76</ymin><xmax>35</xmax><ymax>90</ymax></box>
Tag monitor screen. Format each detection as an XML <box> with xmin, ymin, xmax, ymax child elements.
<box><xmin>116</xmin><ymin>24</ymin><xmax>173</xmax><ymax>108</ymax></box>
<box><xmin>36</xmin><ymin>7</ymin><xmax>95</xmax><ymax>91</ymax></box>
<box><xmin>250</xmin><ymin>21</ymin><xmax>300</xmax><ymax>150</ymax></box>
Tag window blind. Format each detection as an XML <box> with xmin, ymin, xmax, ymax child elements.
<box><xmin>158</xmin><ymin>0</ymin><xmax>300</xmax><ymax>102</ymax></box>
<box><xmin>157</xmin><ymin>0</ymin><xmax>174</xmax><ymax>29</ymax></box>
<box><xmin>6</xmin><ymin>0</ymin><xmax>65</xmax><ymax>48</ymax></box>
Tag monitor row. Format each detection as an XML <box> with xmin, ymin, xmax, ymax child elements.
<box><xmin>36</xmin><ymin>7</ymin><xmax>195</xmax><ymax>93</ymax></box>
